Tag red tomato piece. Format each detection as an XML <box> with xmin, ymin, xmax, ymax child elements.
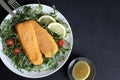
<box><xmin>6</xmin><ymin>38</ymin><xmax>14</xmax><ymax>46</ymax></box>
<box><xmin>14</xmin><ymin>48</ymin><xmax>21</xmax><ymax>55</ymax></box>
<box><xmin>57</xmin><ymin>39</ymin><xmax>64</xmax><ymax>47</ymax></box>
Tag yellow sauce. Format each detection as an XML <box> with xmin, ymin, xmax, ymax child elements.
<box><xmin>72</xmin><ymin>61</ymin><xmax>90</xmax><ymax>80</ymax></box>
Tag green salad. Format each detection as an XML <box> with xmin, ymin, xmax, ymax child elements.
<box><xmin>0</xmin><ymin>4</ymin><xmax>71</xmax><ymax>72</ymax></box>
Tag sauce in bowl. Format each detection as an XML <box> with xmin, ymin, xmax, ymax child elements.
<box><xmin>72</xmin><ymin>61</ymin><xmax>90</xmax><ymax>80</ymax></box>
<box><xmin>68</xmin><ymin>57</ymin><xmax>96</xmax><ymax>80</ymax></box>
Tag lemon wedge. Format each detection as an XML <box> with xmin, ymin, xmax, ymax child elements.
<box><xmin>72</xmin><ymin>61</ymin><xmax>90</xmax><ymax>80</ymax></box>
<box><xmin>48</xmin><ymin>22</ymin><xmax>66</xmax><ymax>37</ymax></box>
<box><xmin>39</xmin><ymin>15</ymin><xmax>56</xmax><ymax>25</ymax></box>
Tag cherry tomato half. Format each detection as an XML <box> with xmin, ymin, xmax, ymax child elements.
<box><xmin>14</xmin><ymin>48</ymin><xmax>21</xmax><ymax>55</ymax></box>
<box><xmin>57</xmin><ymin>39</ymin><xmax>64</xmax><ymax>47</ymax></box>
<box><xmin>6</xmin><ymin>38</ymin><xmax>14</xmax><ymax>46</ymax></box>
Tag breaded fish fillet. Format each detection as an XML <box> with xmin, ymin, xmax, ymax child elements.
<box><xmin>30</xmin><ymin>20</ymin><xmax>58</xmax><ymax>58</ymax></box>
<box><xmin>16</xmin><ymin>21</ymin><xmax>43</xmax><ymax>65</ymax></box>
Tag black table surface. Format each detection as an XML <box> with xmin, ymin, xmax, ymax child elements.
<box><xmin>1</xmin><ymin>0</ymin><xmax>120</xmax><ymax>80</ymax></box>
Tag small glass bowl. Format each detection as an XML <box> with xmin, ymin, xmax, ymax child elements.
<box><xmin>67</xmin><ymin>57</ymin><xmax>96</xmax><ymax>80</ymax></box>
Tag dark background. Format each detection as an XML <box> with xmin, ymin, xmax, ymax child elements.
<box><xmin>1</xmin><ymin>0</ymin><xmax>120</xmax><ymax>80</ymax></box>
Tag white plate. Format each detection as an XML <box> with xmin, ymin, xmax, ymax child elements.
<box><xmin>0</xmin><ymin>4</ymin><xmax>73</xmax><ymax>78</ymax></box>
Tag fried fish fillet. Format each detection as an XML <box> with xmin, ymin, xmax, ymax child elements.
<box><xmin>16</xmin><ymin>21</ymin><xmax>43</xmax><ymax>65</ymax></box>
<box><xmin>30</xmin><ymin>20</ymin><xmax>58</xmax><ymax>58</ymax></box>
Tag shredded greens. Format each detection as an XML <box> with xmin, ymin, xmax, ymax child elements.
<box><xmin>0</xmin><ymin>4</ymin><xmax>71</xmax><ymax>72</ymax></box>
